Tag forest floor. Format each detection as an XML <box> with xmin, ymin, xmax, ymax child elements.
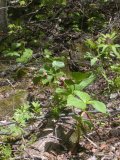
<box><xmin>0</xmin><ymin>1</ymin><xmax>120</xmax><ymax>160</ymax></box>
<box><xmin>0</xmin><ymin>57</ymin><xmax>120</xmax><ymax>160</ymax></box>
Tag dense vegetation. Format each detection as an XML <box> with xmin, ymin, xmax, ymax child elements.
<box><xmin>0</xmin><ymin>0</ymin><xmax>120</xmax><ymax>159</ymax></box>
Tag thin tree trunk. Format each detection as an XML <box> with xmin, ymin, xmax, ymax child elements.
<box><xmin>0</xmin><ymin>0</ymin><xmax>7</xmax><ymax>41</ymax></box>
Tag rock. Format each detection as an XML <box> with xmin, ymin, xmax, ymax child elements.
<box><xmin>110</xmin><ymin>93</ymin><xmax>119</xmax><ymax>99</ymax></box>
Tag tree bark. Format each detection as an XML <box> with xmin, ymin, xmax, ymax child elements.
<box><xmin>0</xmin><ymin>0</ymin><xmax>7</xmax><ymax>41</ymax></box>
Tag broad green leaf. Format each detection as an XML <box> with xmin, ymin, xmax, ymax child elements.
<box><xmin>52</xmin><ymin>61</ymin><xmax>65</xmax><ymax>70</ymax></box>
<box><xmin>12</xmin><ymin>43</ymin><xmax>22</xmax><ymax>49</ymax></box>
<box><xmin>39</xmin><ymin>68</ymin><xmax>47</xmax><ymax>75</ymax></box>
<box><xmin>71</xmin><ymin>72</ymin><xmax>90</xmax><ymax>82</ymax></box>
<box><xmin>89</xmin><ymin>100</ymin><xmax>106</xmax><ymax>113</ymax></box>
<box><xmin>55</xmin><ymin>88</ymin><xmax>66</xmax><ymax>94</ymax></box>
<box><xmin>7</xmin><ymin>51</ymin><xmax>20</xmax><ymax>57</ymax></box>
<box><xmin>76</xmin><ymin>74</ymin><xmax>95</xmax><ymax>90</ymax></box>
<box><xmin>114</xmin><ymin>44</ymin><xmax>120</xmax><ymax>48</ymax></box>
<box><xmin>74</xmin><ymin>91</ymin><xmax>91</xmax><ymax>103</ymax></box>
<box><xmin>67</xmin><ymin>95</ymin><xmax>86</xmax><ymax>110</ymax></box>
<box><xmin>65</xmin><ymin>79</ymin><xmax>74</xmax><ymax>85</ymax></box>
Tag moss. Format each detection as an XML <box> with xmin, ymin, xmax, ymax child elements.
<box><xmin>0</xmin><ymin>89</ymin><xmax>28</xmax><ymax>119</ymax></box>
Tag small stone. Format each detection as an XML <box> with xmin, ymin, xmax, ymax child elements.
<box><xmin>110</xmin><ymin>93</ymin><xmax>118</xmax><ymax>99</ymax></box>
<box><xmin>87</xmin><ymin>156</ymin><xmax>97</xmax><ymax>160</ymax></box>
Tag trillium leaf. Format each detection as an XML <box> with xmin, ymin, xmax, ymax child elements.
<box><xmin>74</xmin><ymin>91</ymin><xmax>91</xmax><ymax>103</ymax></box>
<box><xmin>77</xmin><ymin>74</ymin><xmax>95</xmax><ymax>90</ymax></box>
<box><xmin>55</xmin><ymin>88</ymin><xmax>66</xmax><ymax>94</ymax></box>
<box><xmin>52</xmin><ymin>61</ymin><xmax>65</xmax><ymax>70</ymax></box>
<box><xmin>71</xmin><ymin>72</ymin><xmax>90</xmax><ymax>82</ymax></box>
<box><xmin>90</xmin><ymin>100</ymin><xmax>106</xmax><ymax>113</ymax></box>
<box><xmin>67</xmin><ymin>95</ymin><xmax>86</xmax><ymax>110</ymax></box>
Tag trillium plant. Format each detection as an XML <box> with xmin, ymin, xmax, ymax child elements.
<box><xmin>67</xmin><ymin>90</ymin><xmax>106</xmax><ymax>113</ymax></box>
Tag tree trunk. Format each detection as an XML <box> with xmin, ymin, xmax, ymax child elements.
<box><xmin>0</xmin><ymin>0</ymin><xmax>7</xmax><ymax>41</ymax></box>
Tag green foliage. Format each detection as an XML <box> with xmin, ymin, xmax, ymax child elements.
<box><xmin>40</xmin><ymin>58</ymin><xmax>107</xmax><ymax>147</ymax></box>
<box><xmin>32</xmin><ymin>52</ymin><xmax>106</xmax><ymax>140</ymax></box>
<box><xmin>40</xmin><ymin>0</ymin><xmax>66</xmax><ymax>6</ymax></box>
<box><xmin>97</xmin><ymin>32</ymin><xmax>120</xmax><ymax>58</ymax></box>
<box><xmin>33</xmin><ymin>50</ymin><xmax>65</xmax><ymax>85</ymax></box>
<box><xmin>8</xmin><ymin>24</ymin><xmax>22</xmax><ymax>34</ymax></box>
<box><xmin>111</xmin><ymin>64</ymin><xmax>120</xmax><ymax>73</ymax></box>
<box><xmin>89</xmin><ymin>100</ymin><xmax>106</xmax><ymax>113</ymax></box>
<box><xmin>67</xmin><ymin>91</ymin><xmax>106</xmax><ymax>113</ymax></box>
<box><xmin>41</xmin><ymin>57</ymin><xmax>106</xmax><ymax>143</ymax></box>
<box><xmin>34</xmin><ymin>51</ymin><xmax>106</xmax><ymax>110</ymax></box>
<box><xmin>16</xmin><ymin>48</ymin><xmax>33</xmax><ymax>63</ymax></box>
<box><xmin>3</xmin><ymin>42</ymin><xmax>33</xmax><ymax>63</ymax></box>
<box><xmin>70</xmin><ymin>114</ymin><xmax>93</xmax><ymax>144</ymax></box>
<box><xmin>8</xmin><ymin>124</ymin><xmax>24</xmax><ymax>137</ymax></box>
<box><xmin>74</xmin><ymin>74</ymin><xmax>96</xmax><ymax>90</ymax></box>
<box><xmin>0</xmin><ymin>145</ymin><xmax>12</xmax><ymax>160</ymax></box>
<box><xmin>13</xmin><ymin>103</ymin><xmax>33</xmax><ymax>126</ymax></box>
<box><xmin>1</xmin><ymin>1</ymin><xmax>116</xmax><ymax>157</ymax></box>
<box><xmin>0</xmin><ymin>102</ymin><xmax>41</xmax><ymax>142</ymax></box>
<box><xmin>114</xmin><ymin>76</ymin><xmax>120</xmax><ymax>89</ymax></box>
<box><xmin>52</xmin><ymin>61</ymin><xmax>65</xmax><ymax>70</ymax></box>
<box><xmin>85</xmin><ymin>31</ymin><xmax>120</xmax><ymax>88</ymax></box>
<box><xmin>31</xmin><ymin>101</ymin><xmax>41</xmax><ymax>114</ymax></box>
<box><xmin>85</xmin><ymin>32</ymin><xmax>120</xmax><ymax>66</ymax></box>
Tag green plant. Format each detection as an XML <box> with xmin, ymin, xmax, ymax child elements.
<box><xmin>53</xmin><ymin>71</ymin><xmax>106</xmax><ymax>149</ymax></box>
<box><xmin>0</xmin><ymin>103</ymin><xmax>33</xmax><ymax>158</ymax></box>
<box><xmin>85</xmin><ymin>32</ymin><xmax>120</xmax><ymax>66</ymax></box>
<box><xmin>8</xmin><ymin>24</ymin><xmax>23</xmax><ymax>34</ymax></box>
<box><xmin>85</xmin><ymin>32</ymin><xmax>120</xmax><ymax>88</ymax></box>
<box><xmin>67</xmin><ymin>91</ymin><xmax>106</xmax><ymax>113</ymax></box>
<box><xmin>5</xmin><ymin>104</ymin><xmax>34</xmax><ymax>137</ymax></box>
<box><xmin>69</xmin><ymin>114</ymin><xmax>93</xmax><ymax>149</ymax></box>
<box><xmin>3</xmin><ymin>42</ymin><xmax>33</xmax><ymax>63</ymax></box>
<box><xmin>111</xmin><ymin>64</ymin><xmax>120</xmax><ymax>89</ymax></box>
<box><xmin>97</xmin><ymin>32</ymin><xmax>120</xmax><ymax>58</ymax></box>
<box><xmin>13</xmin><ymin>103</ymin><xmax>33</xmax><ymax>126</ymax></box>
<box><xmin>40</xmin><ymin>0</ymin><xmax>67</xmax><ymax>6</ymax></box>
<box><xmin>33</xmin><ymin>52</ymin><xmax>106</xmax><ymax>146</ymax></box>
<box><xmin>33</xmin><ymin>49</ymin><xmax>65</xmax><ymax>85</ymax></box>
<box><xmin>19</xmin><ymin>0</ymin><xmax>27</xmax><ymax>5</ymax></box>
<box><xmin>0</xmin><ymin>103</ymin><xmax>39</xmax><ymax>139</ymax></box>
<box><xmin>31</xmin><ymin>101</ymin><xmax>41</xmax><ymax>114</ymax></box>
<box><xmin>0</xmin><ymin>144</ymin><xmax>12</xmax><ymax>160</ymax></box>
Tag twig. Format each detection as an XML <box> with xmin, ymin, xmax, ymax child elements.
<box><xmin>0</xmin><ymin>121</ymin><xmax>15</xmax><ymax>127</ymax></box>
<box><xmin>83</xmin><ymin>135</ymin><xmax>98</xmax><ymax>148</ymax></box>
<box><xmin>6</xmin><ymin>79</ymin><xmax>15</xmax><ymax>88</ymax></box>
